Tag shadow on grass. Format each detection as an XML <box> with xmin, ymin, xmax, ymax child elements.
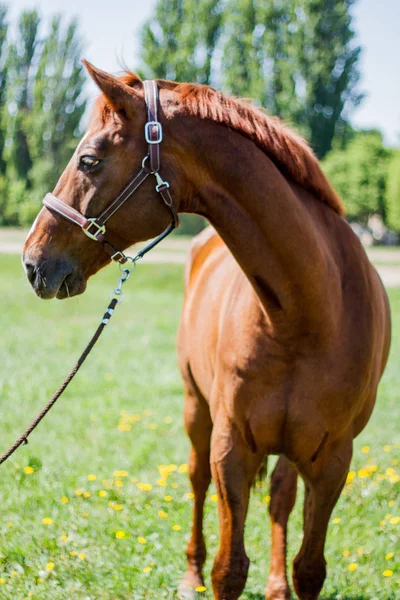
<box><xmin>244</xmin><ymin>595</ymin><xmax>371</xmax><ymax>600</ymax></box>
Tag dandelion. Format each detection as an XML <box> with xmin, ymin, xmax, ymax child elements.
<box><xmin>211</xmin><ymin>494</ymin><xmax>218</xmax><ymax>502</ymax></box>
<box><xmin>70</xmin><ymin>551</ymin><xmax>77</xmax><ymax>557</ymax></box>
<box><xmin>7</xmin><ymin>523</ymin><xmax>12</xmax><ymax>528</ymax></box>
<box><xmin>113</xmin><ymin>470</ymin><xmax>128</xmax><ymax>478</ymax></box>
<box><xmin>346</xmin><ymin>471</ymin><xmax>355</xmax><ymax>483</ymax></box>
<box><xmin>115</xmin><ymin>530</ymin><xmax>126</xmax><ymax>539</ymax></box>
<box><xmin>343</xmin><ymin>550</ymin><xmax>350</xmax><ymax>557</ymax></box>
<box><xmin>98</xmin><ymin>490</ymin><xmax>107</xmax><ymax>497</ymax></box>
<box><xmin>157</xmin><ymin>479</ymin><xmax>167</xmax><ymax>486</ymax></box>
<box><xmin>196</xmin><ymin>586</ymin><xmax>207</xmax><ymax>593</ymax></box>
<box><xmin>143</xmin><ymin>566</ymin><xmax>152</xmax><ymax>573</ymax></box>
<box><xmin>82</xmin><ymin>512</ymin><xmax>89</xmax><ymax>518</ymax></box>
<box><xmin>171</xmin><ymin>483</ymin><xmax>179</xmax><ymax>489</ymax></box>
<box><xmin>0</xmin><ymin>578</ymin><xmax>5</xmax><ymax>584</ymax></box>
<box><xmin>42</xmin><ymin>518</ymin><xmax>53</xmax><ymax>525</ymax></box>
<box><xmin>158</xmin><ymin>510</ymin><xmax>168</xmax><ymax>518</ymax></box>
<box><xmin>388</xmin><ymin>500</ymin><xmax>395</xmax><ymax>507</ymax></box>
<box><xmin>178</xmin><ymin>464</ymin><xmax>188</xmax><ymax>473</ymax></box>
<box><xmin>348</xmin><ymin>563</ymin><xmax>357</xmax><ymax>571</ymax></box>
<box><xmin>164</xmin><ymin>416</ymin><xmax>172</xmax><ymax>424</ymax></box>
<box><xmin>46</xmin><ymin>562</ymin><xmax>55</xmax><ymax>571</ymax></box>
<box><xmin>357</xmin><ymin>547</ymin><xmax>364</xmax><ymax>555</ymax></box>
<box><xmin>137</xmin><ymin>483</ymin><xmax>152</xmax><ymax>492</ymax></box>
<box><xmin>383</xmin><ymin>570</ymin><xmax>393</xmax><ymax>577</ymax></box>
<box><xmin>361</xmin><ymin>446</ymin><xmax>370</xmax><ymax>453</ymax></box>
<box><xmin>386</xmin><ymin>552</ymin><xmax>394</xmax><ymax>560</ymax></box>
<box><xmin>83</xmin><ymin>492</ymin><xmax>91</xmax><ymax>498</ymax></box>
<box><xmin>172</xmin><ymin>525</ymin><xmax>181</xmax><ymax>531</ymax></box>
<box><xmin>88</xmin><ymin>474</ymin><xmax>96</xmax><ymax>481</ymax></box>
<box><xmin>390</xmin><ymin>516</ymin><xmax>400</xmax><ymax>525</ymax></box>
<box><xmin>384</xmin><ymin>445</ymin><xmax>391</xmax><ymax>452</ymax></box>
<box><xmin>186</xmin><ymin>492</ymin><xmax>194</xmax><ymax>499</ymax></box>
<box><xmin>137</xmin><ymin>537</ymin><xmax>146</xmax><ymax>544</ymax></box>
<box><xmin>60</xmin><ymin>496</ymin><xmax>69</xmax><ymax>504</ymax></box>
<box><xmin>358</xmin><ymin>468</ymin><xmax>371</xmax><ymax>479</ymax></box>
<box><xmin>263</xmin><ymin>495</ymin><xmax>271</xmax><ymax>503</ymax></box>
<box><xmin>75</xmin><ymin>489</ymin><xmax>83</xmax><ymax>496</ymax></box>
<box><xmin>78</xmin><ymin>553</ymin><xmax>86</xmax><ymax>560</ymax></box>
<box><xmin>164</xmin><ymin>495</ymin><xmax>173</xmax><ymax>502</ymax></box>
<box><xmin>149</xmin><ymin>423</ymin><xmax>157</xmax><ymax>430</ymax></box>
<box><xmin>24</xmin><ymin>466</ymin><xmax>34</xmax><ymax>474</ymax></box>
<box><xmin>332</xmin><ymin>518</ymin><xmax>341</xmax><ymax>524</ymax></box>
<box><xmin>115</xmin><ymin>479</ymin><xmax>123</xmax><ymax>488</ymax></box>
<box><xmin>59</xmin><ymin>535</ymin><xmax>68</xmax><ymax>542</ymax></box>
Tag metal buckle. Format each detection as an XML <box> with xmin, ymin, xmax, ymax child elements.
<box><xmin>145</xmin><ymin>121</ymin><xmax>163</xmax><ymax>144</ymax></box>
<box><xmin>154</xmin><ymin>172</ymin><xmax>170</xmax><ymax>192</ymax></box>
<box><xmin>111</xmin><ymin>250</ymin><xmax>127</xmax><ymax>263</ymax></box>
<box><xmin>83</xmin><ymin>218</ymin><xmax>106</xmax><ymax>241</ymax></box>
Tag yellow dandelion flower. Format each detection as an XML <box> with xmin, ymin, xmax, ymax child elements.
<box><xmin>164</xmin><ymin>416</ymin><xmax>172</xmax><ymax>424</ymax></box>
<box><xmin>115</xmin><ymin>479</ymin><xmax>124</xmax><ymax>488</ymax></box>
<box><xmin>59</xmin><ymin>535</ymin><xmax>68</xmax><ymax>542</ymax></box>
<box><xmin>343</xmin><ymin>550</ymin><xmax>350</xmax><ymax>557</ymax></box>
<box><xmin>196</xmin><ymin>586</ymin><xmax>207</xmax><ymax>592</ymax></box>
<box><xmin>78</xmin><ymin>553</ymin><xmax>86</xmax><ymax>560</ymax></box>
<box><xmin>7</xmin><ymin>522</ymin><xmax>12</xmax><ymax>528</ymax></box>
<box><xmin>46</xmin><ymin>562</ymin><xmax>55</xmax><ymax>571</ymax></box>
<box><xmin>137</xmin><ymin>537</ymin><xmax>146</xmax><ymax>544</ymax></box>
<box><xmin>42</xmin><ymin>517</ymin><xmax>53</xmax><ymax>525</ymax></box>
<box><xmin>11</xmin><ymin>571</ymin><xmax>17</xmax><ymax>576</ymax></box>
<box><xmin>37</xmin><ymin>578</ymin><xmax>43</xmax><ymax>583</ymax></box>
<box><xmin>383</xmin><ymin>570</ymin><xmax>393</xmax><ymax>577</ymax></box>
<box><xmin>263</xmin><ymin>495</ymin><xmax>271</xmax><ymax>503</ymax></box>
<box><xmin>361</xmin><ymin>446</ymin><xmax>370</xmax><ymax>453</ymax></box>
<box><xmin>178</xmin><ymin>464</ymin><xmax>188</xmax><ymax>473</ymax></box>
<box><xmin>380</xmin><ymin>520</ymin><xmax>386</xmax><ymax>526</ymax></box>
<box><xmin>384</xmin><ymin>445</ymin><xmax>391</xmax><ymax>452</ymax></box>
<box><xmin>357</xmin><ymin>547</ymin><xmax>364</xmax><ymax>555</ymax></box>
<box><xmin>164</xmin><ymin>495</ymin><xmax>173</xmax><ymax>502</ymax></box>
<box><xmin>113</xmin><ymin>470</ymin><xmax>128</xmax><ymax>478</ymax></box>
<box><xmin>346</xmin><ymin>471</ymin><xmax>356</xmax><ymax>484</ymax></box>
<box><xmin>82</xmin><ymin>512</ymin><xmax>89</xmax><ymax>518</ymax></box>
<box><xmin>0</xmin><ymin>578</ymin><xmax>5</xmax><ymax>584</ymax></box>
<box><xmin>386</xmin><ymin>552</ymin><xmax>394</xmax><ymax>560</ymax></box>
<box><xmin>70</xmin><ymin>551</ymin><xmax>77</xmax><ymax>557</ymax></box>
<box><xmin>388</xmin><ymin>500</ymin><xmax>395</xmax><ymax>507</ymax></box>
<box><xmin>157</xmin><ymin>479</ymin><xmax>167</xmax><ymax>486</ymax></box>
<box><xmin>83</xmin><ymin>491</ymin><xmax>90</xmax><ymax>498</ymax></box>
<box><xmin>115</xmin><ymin>530</ymin><xmax>126</xmax><ymax>539</ymax></box>
<box><xmin>332</xmin><ymin>518</ymin><xmax>341</xmax><ymax>524</ymax></box>
<box><xmin>114</xmin><ymin>503</ymin><xmax>123</xmax><ymax>511</ymax></box>
<box><xmin>60</xmin><ymin>496</ymin><xmax>69</xmax><ymax>504</ymax></box>
<box><xmin>358</xmin><ymin>469</ymin><xmax>370</xmax><ymax>479</ymax></box>
<box><xmin>98</xmin><ymin>490</ymin><xmax>107</xmax><ymax>497</ymax></box>
<box><xmin>118</xmin><ymin>422</ymin><xmax>131</xmax><ymax>432</ymax></box>
<box><xmin>171</xmin><ymin>483</ymin><xmax>179</xmax><ymax>489</ymax></box>
<box><xmin>24</xmin><ymin>466</ymin><xmax>34</xmax><ymax>474</ymax></box>
<box><xmin>137</xmin><ymin>483</ymin><xmax>152</xmax><ymax>492</ymax></box>
<box><xmin>172</xmin><ymin>525</ymin><xmax>181</xmax><ymax>531</ymax></box>
<box><xmin>390</xmin><ymin>516</ymin><xmax>400</xmax><ymax>525</ymax></box>
<box><xmin>385</xmin><ymin>514</ymin><xmax>392</xmax><ymax>520</ymax></box>
<box><xmin>143</xmin><ymin>566</ymin><xmax>152</xmax><ymax>573</ymax></box>
<box><xmin>158</xmin><ymin>510</ymin><xmax>168</xmax><ymax>518</ymax></box>
<box><xmin>75</xmin><ymin>489</ymin><xmax>83</xmax><ymax>496</ymax></box>
<box><xmin>149</xmin><ymin>423</ymin><xmax>157</xmax><ymax>430</ymax></box>
<box><xmin>348</xmin><ymin>563</ymin><xmax>357</xmax><ymax>571</ymax></box>
<box><xmin>88</xmin><ymin>474</ymin><xmax>96</xmax><ymax>481</ymax></box>
<box><xmin>211</xmin><ymin>494</ymin><xmax>218</xmax><ymax>502</ymax></box>
<box><xmin>186</xmin><ymin>492</ymin><xmax>194</xmax><ymax>499</ymax></box>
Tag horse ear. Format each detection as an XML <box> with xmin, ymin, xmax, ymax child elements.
<box><xmin>82</xmin><ymin>59</ymin><xmax>140</xmax><ymax>119</ymax></box>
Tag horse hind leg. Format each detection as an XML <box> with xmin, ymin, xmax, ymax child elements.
<box><xmin>265</xmin><ymin>456</ymin><xmax>298</xmax><ymax>600</ymax></box>
<box><xmin>178</xmin><ymin>370</ymin><xmax>213</xmax><ymax>599</ymax></box>
<box><xmin>293</xmin><ymin>436</ymin><xmax>353</xmax><ymax>600</ymax></box>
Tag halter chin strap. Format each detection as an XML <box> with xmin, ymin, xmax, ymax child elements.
<box><xmin>42</xmin><ymin>80</ymin><xmax>179</xmax><ymax>264</ymax></box>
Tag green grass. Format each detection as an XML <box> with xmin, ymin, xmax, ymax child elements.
<box><xmin>0</xmin><ymin>255</ymin><xmax>399</xmax><ymax>599</ymax></box>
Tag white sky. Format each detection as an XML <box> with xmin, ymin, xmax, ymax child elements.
<box><xmin>9</xmin><ymin>0</ymin><xmax>400</xmax><ymax>146</ymax></box>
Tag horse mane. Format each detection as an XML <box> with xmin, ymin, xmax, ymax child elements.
<box><xmin>101</xmin><ymin>72</ymin><xmax>345</xmax><ymax>215</ymax></box>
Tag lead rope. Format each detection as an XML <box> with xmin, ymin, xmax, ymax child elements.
<box><xmin>0</xmin><ymin>262</ymin><xmax>136</xmax><ymax>466</ymax></box>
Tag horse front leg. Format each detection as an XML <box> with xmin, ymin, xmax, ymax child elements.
<box><xmin>210</xmin><ymin>414</ymin><xmax>263</xmax><ymax>600</ymax></box>
<box><xmin>293</xmin><ymin>437</ymin><xmax>353</xmax><ymax>600</ymax></box>
<box><xmin>266</xmin><ymin>456</ymin><xmax>298</xmax><ymax>600</ymax></box>
<box><xmin>178</xmin><ymin>379</ymin><xmax>213</xmax><ymax>599</ymax></box>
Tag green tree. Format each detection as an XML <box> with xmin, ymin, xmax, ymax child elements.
<box><xmin>1</xmin><ymin>10</ymin><xmax>86</xmax><ymax>225</ymax></box>
<box><xmin>323</xmin><ymin>131</ymin><xmax>392</xmax><ymax>222</ymax></box>
<box><xmin>386</xmin><ymin>151</ymin><xmax>400</xmax><ymax>232</ymax></box>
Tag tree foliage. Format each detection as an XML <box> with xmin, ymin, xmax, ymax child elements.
<box><xmin>0</xmin><ymin>7</ymin><xmax>86</xmax><ymax>226</ymax></box>
<box><xmin>386</xmin><ymin>151</ymin><xmax>400</xmax><ymax>232</ymax></box>
<box><xmin>322</xmin><ymin>131</ymin><xmax>393</xmax><ymax>222</ymax></box>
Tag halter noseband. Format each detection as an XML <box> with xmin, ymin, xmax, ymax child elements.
<box><xmin>42</xmin><ymin>80</ymin><xmax>179</xmax><ymax>265</ymax></box>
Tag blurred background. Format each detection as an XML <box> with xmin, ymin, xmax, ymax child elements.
<box><xmin>1</xmin><ymin>0</ymin><xmax>399</xmax><ymax>240</ymax></box>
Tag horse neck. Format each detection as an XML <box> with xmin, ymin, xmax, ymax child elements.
<box><xmin>179</xmin><ymin>120</ymin><xmax>340</xmax><ymax>331</ymax></box>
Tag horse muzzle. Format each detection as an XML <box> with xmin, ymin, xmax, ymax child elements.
<box><xmin>23</xmin><ymin>254</ymin><xmax>86</xmax><ymax>299</ymax></box>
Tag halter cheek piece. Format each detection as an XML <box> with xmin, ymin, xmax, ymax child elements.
<box><xmin>42</xmin><ymin>80</ymin><xmax>179</xmax><ymax>264</ymax></box>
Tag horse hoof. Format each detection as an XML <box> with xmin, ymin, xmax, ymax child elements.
<box><xmin>265</xmin><ymin>576</ymin><xmax>291</xmax><ymax>600</ymax></box>
<box><xmin>178</xmin><ymin>577</ymin><xmax>205</xmax><ymax>599</ymax></box>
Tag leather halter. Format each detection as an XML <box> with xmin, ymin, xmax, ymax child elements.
<box><xmin>42</xmin><ymin>80</ymin><xmax>179</xmax><ymax>264</ymax></box>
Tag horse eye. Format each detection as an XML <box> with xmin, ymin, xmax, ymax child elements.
<box><xmin>79</xmin><ymin>156</ymin><xmax>101</xmax><ymax>169</ymax></box>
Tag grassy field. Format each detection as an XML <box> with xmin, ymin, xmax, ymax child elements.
<box><xmin>0</xmin><ymin>254</ymin><xmax>399</xmax><ymax>599</ymax></box>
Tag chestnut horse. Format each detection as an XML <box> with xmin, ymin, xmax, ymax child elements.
<box><xmin>23</xmin><ymin>63</ymin><xmax>391</xmax><ymax>600</ymax></box>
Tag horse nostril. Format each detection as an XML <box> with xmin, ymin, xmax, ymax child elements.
<box><xmin>24</xmin><ymin>261</ymin><xmax>36</xmax><ymax>285</ymax></box>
